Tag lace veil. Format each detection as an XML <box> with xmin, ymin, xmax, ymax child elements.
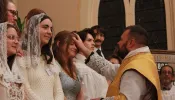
<box><xmin>0</xmin><ymin>22</ymin><xmax>23</xmax><ymax>84</ymax></box>
<box><xmin>21</xmin><ymin>13</ymin><xmax>46</xmax><ymax>67</ymax></box>
<box><xmin>0</xmin><ymin>22</ymin><xmax>9</xmax><ymax>76</ymax></box>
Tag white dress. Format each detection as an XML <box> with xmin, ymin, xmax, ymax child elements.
<box><xmin>74</xmin><ymin>53</ymin><xmax>108</xmax><ymax>100</ymax></box>
<box><xmin>17</xmin><ymin>56</ymin><xmax>64</xmax><ymax>100</ymax></box>
<box><xmin>162</xmin><ymin>85</ymin><xmax>175</xmax><ymax>100</ymax></box>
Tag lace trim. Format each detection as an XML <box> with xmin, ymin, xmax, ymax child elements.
<box><xmin>7</xmin><ymin>82</ymin><xmax>24</xmax><ymax>100</ymax></box>
<box><xmin>21</xmin><ymin>13</ymin><xmax>45</xmax><ymax>68</ymax></box>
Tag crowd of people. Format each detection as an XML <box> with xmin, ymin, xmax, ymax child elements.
<box><xmin>0</xmin><ymin>0</ymin><xmax>175</xmax><ymax>100</ymax></box>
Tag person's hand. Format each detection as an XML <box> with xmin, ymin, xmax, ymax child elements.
<box><xmin>16</xmin><ymin>47</ymin><xmax>24</xmax><ymax>57</ymax></box>
<box><xmin>72</xmin><ymin>33</ymin><xmax>92</xmax><ymax>57</ymax></box>
<box><xmin>72</xmin><ymin>33</ymin><xmax>85</xmax><ymax>50</ymax></box>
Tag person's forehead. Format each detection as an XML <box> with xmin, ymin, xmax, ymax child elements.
<box><xmin>7</xmin><ymin>28</ymin><xmax>17</xmax><ymax>35</ymax></box>
<box><xmin>86</xmin><ymin>33</ymin><xmax>94</xmax><ymax>39</ymax></box>
<box><xmin>121</xmin><ymin>29</ymin><xmax>130</xmax><ymax>38</ymax></box>
<box><xmin>8</xmin><ymin>2</ymin><xmax>16</xmax><ymax>10</ymax></box>
<box><xmin>162</xmin><ymin>66</ymin><xmax>172</xmax><ymax>71</ymax></box>
<box><xmin>40</xmin><ymin>19</ymin><xmax>53</xmax><ymax>26</ymax></box>
<box><xmin>8</xmin><ymin>27</ymin><xmax>16</xmax><ymax>31</ymax></box>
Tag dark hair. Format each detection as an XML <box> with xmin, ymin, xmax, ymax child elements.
<box><xmin>25</xmin><ymin>8</ymin><xmax>46</xmax><ymax>22</ymax></box>
<box><xmin>77</xmin><ymin>28</ymin><xmax>95</xmax><ymax>42</ymax></box>
<box><xmin>125</xmin><ymin>25</ymin><xmax>148</xmax><ymax>45</ymax></box>
<box><xmin>91</xmin><ymin>25</ymin><xmax>106</xmax><ymax>37</ymax></box>
<box><xmin>107</xmin><ymin>54</ymin><xmax>122</xmax><ymax>64</ymax></box>
<box><xmin>52</xmin><ymin>30</ymin><xmax>76</xmax><ymax>79</ymax></box>
<box><xmin>7</xmin><ymin>55</ymin><xmax>15</xmax><ymax>70</ymax></box>
<box><xmin>143</xmin><ymin>78</ymin><xmax>158</xmax><ymax>100</ymax></box>
<box><xmin>72</xmin><ymin>30</ymin><xmax>77</xmax><ymax>34</ymax></box>
<box><xmin>160</xmin><ymin>65</ymin><xmax>174</xmax><ymax>76</ymax></box>
<box><xmin>40</xmin><ymin>15</ymin><xmax>53</xmax><ymax>64</ymax></box>
<box><xmin>0</xmin><ymin>0</ymin><xmax>7</xmax><ymax>23</ymax></box>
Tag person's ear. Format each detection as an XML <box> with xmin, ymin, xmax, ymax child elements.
<box><xmin>127</xmin><ymin>38</ymin><xmax>135</xmax><ymax>47</ymax></box>
<box><xmin>56</xmin><ymin>41</ymin><xmax>60</xmax><ymax>47</ymax></box>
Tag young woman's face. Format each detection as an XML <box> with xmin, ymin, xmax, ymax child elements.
<box><xmin>63</xmin><ymin>41</ymin><xmax>77</xmax><ymax>59</ymax></box>
<box><xmin>39</xmin><ymin>18</ymin><xmax>53</xmax><ymax>47</ymax></box>
<box><xmin>7</xmin><ymin>27</ymin><xmax>19</xmax><ymax>57</ymax></box>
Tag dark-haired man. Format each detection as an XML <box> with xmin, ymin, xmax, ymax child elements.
<box><xmin>160</xmin><ymin>65</ymin><xmax>175</xmax><ymax>100</ymax></box>
<box><xmin>73</xmin><ymin>25</ymin><xmax>162</xmax><ymax>100</ymax></box>
<box><xmin>91</xmin><ymin>25</ymin><xmax>105</xmax><ymax>58</ymax></box>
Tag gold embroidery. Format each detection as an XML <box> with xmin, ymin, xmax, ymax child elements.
<box><xmin>114</xmin><ymin>93</ymin><xmax>126</xmax><ymax>100</ymax></box>
<box><xmin>107</xmin><ymin>53</ymin><xmax>162</xmax><ymax>100</ymax></box>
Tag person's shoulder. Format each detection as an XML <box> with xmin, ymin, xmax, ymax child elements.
<box><xmin>51</xmin><ymin>58</ymin><xmax>63</xmax><ymax>73</ymax></box>
<box><xmin>122</xmin><ymin>70</ymin><xmax>145</xmax><ymax>80</ymax></box>
<box><xmin>76</xmin><ymin>64</ymin><xmax>91</xmax><ymax>76</ymax></box>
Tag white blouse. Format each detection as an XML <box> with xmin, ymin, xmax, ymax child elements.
<box><xmin>74</xmin><ymin>53</ymin><xmax>108</xmax><ymax>100</ymax></box>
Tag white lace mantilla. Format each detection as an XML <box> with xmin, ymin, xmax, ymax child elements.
<box><xmin>0</xmin><ymin>22</ymin><xmax>24</xmax><ymax>100</ymax></box>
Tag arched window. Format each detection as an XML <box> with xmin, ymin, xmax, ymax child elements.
<box><xmin>135</xmin><ymin>0</ymin><xmax>167</xmax><ymax>49</ymax></box>
<box><xmin>98</xmin><ymin>0</ymin><xmax>125</xmax><ymax>57</ymax></box>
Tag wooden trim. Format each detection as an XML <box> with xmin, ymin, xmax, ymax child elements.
<box><xmin>164</xmin><ymin>0</ymin><xmax>175</xmax><ymax>50</ymax></box>
<box><xmin>151</xmin><ymin>49</ymin><xmax>175</xmax><ymax>54</ymax></box>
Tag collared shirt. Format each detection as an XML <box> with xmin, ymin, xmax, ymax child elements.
<box><xmin>74</xmin><ymin>53</ymin><xmax>108</xmax><ymax>100</ymax></box>
<box><xmin>94</xmin><ymin>47</ymin><xmax>105</xmax><ymax>58</ymax></box>
<box><xmin>162</xmin><ymin>84</ymin><xmax>175</xmax><ymax>100</ymax></box>
<box><xmin>124</xmin><ymin>46</ymin><xmax>150</xmax><ymax>59</ymax></box>
<box><xmin>161</xmin><ymin>83</ymin><xmax>172</xmax><ymax>91</ymax></box>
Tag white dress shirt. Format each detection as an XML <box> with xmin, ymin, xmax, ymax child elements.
<box><xmin>94</xmin><ymin>47</ymin><xmax>105</xmax><ymax>58</ymax></box>
<box><xmin>87</xmin><ymin>46</ymin><xmax>151</xmax><ymax>100</ymax></box>
<box><xmin>74</xmin><ymin>53</ymin><xmax>108</xmax><ymax>100</ymax></box>
<box><xmin>162</xmin><ymin>85</ymin><xmax>175</xmax><ymax>100</ymax></box>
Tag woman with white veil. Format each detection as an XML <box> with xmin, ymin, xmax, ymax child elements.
<box><xmin>0</xmin><ymin>23</ymin><xmax>25</xmax><ymax>100</ymax></box>
<box><xmin>18</xmin><ymin>13</ymin><xmax>64</xmax><ymax>100</ymax></box>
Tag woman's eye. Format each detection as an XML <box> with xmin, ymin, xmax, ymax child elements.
<box><xmin>42</xmin><ymin>26</ymin><xmax>47</xmax><ymax>29</ymax></box>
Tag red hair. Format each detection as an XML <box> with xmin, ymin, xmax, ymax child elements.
<box><xmin>25</xmin><ymin>8</ymin><xmax>45</xmax><ymax>21</ymax></box>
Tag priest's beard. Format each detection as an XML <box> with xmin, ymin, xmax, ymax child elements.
<box><xmin>115</xmin><ymin>43</ymin><xmax>129</xmax><ymax>59</ymax></box>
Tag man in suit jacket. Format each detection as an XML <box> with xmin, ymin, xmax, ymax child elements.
<box><xmin>91</xmin><ymin>25</ymin><xmax>105</xmax><ymax>58</ymax></box>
